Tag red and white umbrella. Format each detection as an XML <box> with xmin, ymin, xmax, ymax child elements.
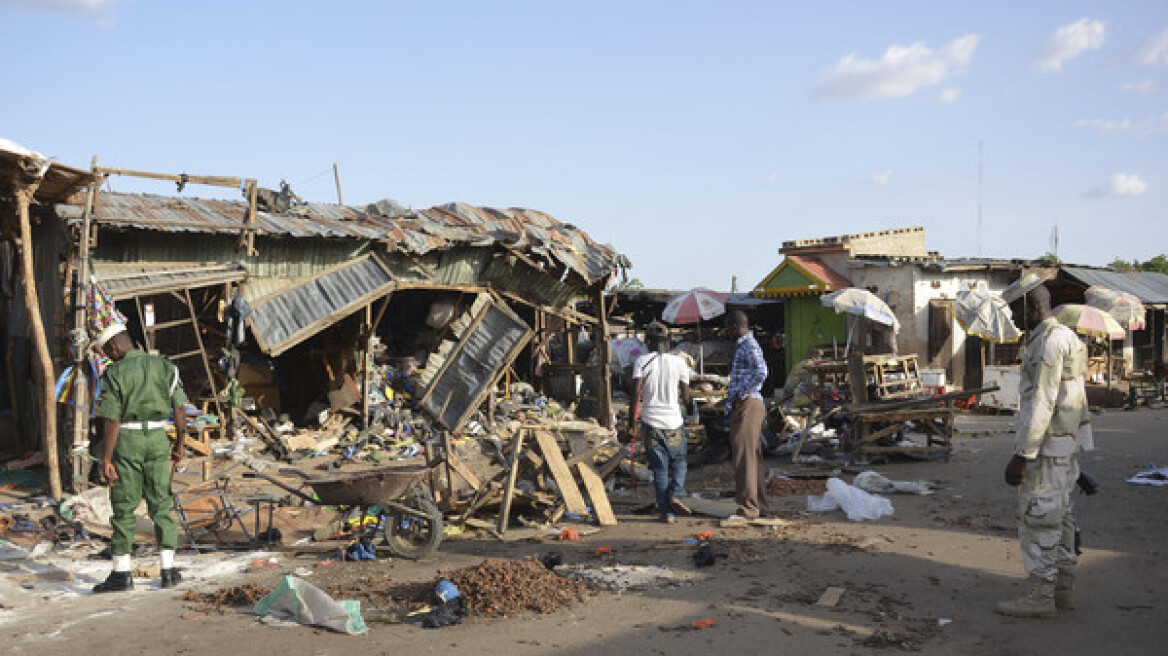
<box><xmin>1084</xmin><ymin>285</ymin><xmax>1146</xmax><ymax>330</ymax></box>
<box><xmin>661</xmin><ymin>288</ymin><xmax>728</xmax><ymax>325</ymax></box>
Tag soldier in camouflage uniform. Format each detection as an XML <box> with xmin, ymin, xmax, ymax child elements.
<box><xmin>91</xmin><ymin>323</ymin><xmax>188</xmax><ymax>593</ymax></box>
<box><xmin>998</xmin><ymin>275</ymin><xmax>1094</xmax><ymax>618</ymax></box>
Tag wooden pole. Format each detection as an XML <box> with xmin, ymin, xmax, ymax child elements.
<box><xmin>69</xmin><ymin>157</ymin><xmax>99</xmax><ymax>491</ymax></box>
<box><xmin>332</xmin><ymin>162</ymin><xmax>343</xmax><ymax>205</ymax></box>
<box><xmin>592</xmin><ymin>286</ymin><xmax>613</xmax><ymax>428</ymax></box>
<box><xmin>13</xmin><ymin>173</ymin><xmax>62</xmax><ymax>500</ymax></box>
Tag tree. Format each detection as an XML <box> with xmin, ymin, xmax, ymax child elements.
<box><xmin>1038</xmin><ymin>252</ymin><xmax>1061</xmax><ymax>265</ymax></box>
<box><xmin>1141</xmin><ymin>255</ymin><xmax>1168</xmax><ymax>274</ymax></box>
<box><xmin>617</xmin><ymin>278</ymin><xmax>645</xmax><ymax>290</ymax></box>
<box><xmin>1108</xmin><ymin>254</ymin><xmax>1168</xmax><ymax>273</ymax></box>
<box><xmin>1108</xmin><ymin>258</ymin><xmax>1137</xmax><ymax>272</ymax></box>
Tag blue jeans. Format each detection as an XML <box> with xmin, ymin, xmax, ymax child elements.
<box><xmin>643</xmin><ymin>424</ymin><xmax>687</xmax><ymax>516</ymax></box>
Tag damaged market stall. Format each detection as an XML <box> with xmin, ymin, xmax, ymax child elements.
<box><xmin>1</xmin><ymin>139</ymin><xmax>98</xmax><ymax>500</ymax></box>
<box><xmin>45</xmin><ymin>177</ymin><xmax>627</xmax><ymax>525</ymax></box>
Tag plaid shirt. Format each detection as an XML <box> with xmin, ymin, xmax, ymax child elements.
<box><xmin>726</xmin><ymin>332</ymin><xmax>767</xmax><ymax>414</ymax></box>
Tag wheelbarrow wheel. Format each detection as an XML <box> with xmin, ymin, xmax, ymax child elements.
<box><xmin>383</xmin><ymin>497</ymin><xmax>443</xmax><ymax>559</ymax></box>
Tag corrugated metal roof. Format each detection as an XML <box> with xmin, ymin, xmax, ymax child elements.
<box><xmin>58</xmin><ymin>193</ymin><xmax>624</xmax><ymax>285</ymax></box>
<box><xmin>1063</xmin><ymin>267</ymin><xmax>1168</xmax><ymax>305</ymax></box>
<box><xmin>94</xmin><ymin>262</ymin><xmax>247</xmax><ymax>300</ymax></box>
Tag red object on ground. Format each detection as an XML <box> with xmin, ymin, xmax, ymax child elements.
<box><xmin>558</xmin><ymin>528</ymin><xmax>580</xmax><ymax>541</ymax></box>
<box><xmin>594</xmin><ymin>545</ymin><xmax>612</xmax><ymax>555</ymax></box>
<box><xmin>694</xmin><ymin>531</ymin><xmax>714</xmax><ymax>540</ymax></box>
<box><xmin>691</xmin><ymin>618</ymin><xmax>717</xmax><ymax>629</ymax></box>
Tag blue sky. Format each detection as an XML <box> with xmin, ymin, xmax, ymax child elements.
<box><xmin>2</xmin><ymin>1</ymin><xmax>1166</xmax><ymax>289</ymax></box>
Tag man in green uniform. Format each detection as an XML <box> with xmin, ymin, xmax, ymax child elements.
<box><xmin>92</xmin><ymin>323</ymin><xmax>188</xmax><ymax>593</ymax></box>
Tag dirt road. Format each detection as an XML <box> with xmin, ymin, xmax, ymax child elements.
<box><xmin>4</xmin><ymin>407</ymin><xmax>1166</xmax><ymax>656</ymax></box>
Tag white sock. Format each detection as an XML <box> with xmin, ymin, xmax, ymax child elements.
<box><xmin>160</xmin><ymin>549</ymin><xmax>175</xmax><ymax>569</ymax></box>
<box><xmin>112</xmin><ymin>554</ymin><xmax>132</xmax><ymax>573</ymax></box>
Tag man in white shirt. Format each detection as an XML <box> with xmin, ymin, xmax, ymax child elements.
<box><xmin>632</xmin><ymin>322</ymin><xmax>692</xmax><ymax>523</ymax></box>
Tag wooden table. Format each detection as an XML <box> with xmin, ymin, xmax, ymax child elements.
<box><xmin>846</xmin><ymin>405</ymin><xmax>953</xmax><ymax>461</ymax></box>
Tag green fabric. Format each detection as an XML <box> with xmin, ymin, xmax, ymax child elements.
<box><xmin>96</xmin><ymin>350</ymin><xmax>189</xmax><ymax>423</ymax></box>
<box><xmin>109</xmin><ymin>429</ymin><xmax>177</xmax><ymax>554</ymax></box>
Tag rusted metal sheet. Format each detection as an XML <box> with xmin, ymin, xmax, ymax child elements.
<box><xmin>58</xmin><ymin>193</ymin><xmax>623</xmax><ymax>285</ymax></box>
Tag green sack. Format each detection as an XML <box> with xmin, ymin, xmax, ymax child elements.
<box><xmin>254</xmin><ymin>575</ymin><xmax>367</xmax><ymax>635</ymax></box>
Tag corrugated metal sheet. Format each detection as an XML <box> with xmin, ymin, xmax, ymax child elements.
<box><xmin>418</xmin><ymin>295</ymin><xmax>531</xmax><ymax>430</ymax></box>
<box><xmin>94</xmin><ymin>262</ymin><xmax>247</xmax><ymax>300</ymax></box>
<box><xmin>58</xmin><ymin>193</ymin><xmax>624</xmax><ymax>285</ymax></box>
<box><xmin>1063</xmin><ymin>267</ymin><xmax>1168</xmax><ymax>305</ymax></box>
<box><xmin>91</xmin><ymin>231</ymin><xmax>370</xmax><ymax>280</ymax></box>
<box><xmin>247</xmin><ymin>253</ymin><xmax>395</xmax><ymax>355</ymax></box>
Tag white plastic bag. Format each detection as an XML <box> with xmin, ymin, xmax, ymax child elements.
<box><xmin>806</xmin><ymin>477</ymin><xmax>894</xmax><ymax>521</ymax></box>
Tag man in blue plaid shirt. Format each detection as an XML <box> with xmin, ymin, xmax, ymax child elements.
<box><xmin>724</xmin><ymin>310</ymin><xmax>769</xmax><ymax>519</ymax></box>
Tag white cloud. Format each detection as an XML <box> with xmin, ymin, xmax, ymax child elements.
<box><xmin>0</xmin><ymin>0</ymin><xmax>124</xmax><ymax>24</ymax></box>
<box><xmin>939</xmin><ymin>87</ymin><xmax>962</xmax><ymax>103</ymax></box>
<box><xmin>1085</xmin><ymin>173</ymin><xmax>1149</xmax><ymax>197</ymax></box>
<box><xmin>1035</xmin><ymin>18</ymin><xmax>1106</xmax><ymax>73</ymax></box>
<box><xmin>1076</xmin><ymin>113</ymin><xmax>1168</xmax><ymax>136</ymax></box>
<box><xmin>865</xmin><ymin>170</ymin><xmax>892</xmax><ymax>186</ymax></box>
<box><xmin>814</xmin><ymin>34</ymin><xmax>980</xmax><ymax>100</ymax></box>
<box><xmin>1137</xmin><ymin>27</ymin><xmax>1168</xmax><ymax>66</ymax></box>
<box><xmin>1121</xmin><ymin>79</ymin><xmax>1157</xmax><ymax>94</ymax></box>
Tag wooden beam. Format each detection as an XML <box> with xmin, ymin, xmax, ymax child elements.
<box><xmin>496</xmin><ymin>429</ymin><xmax>526</xmax><ymax>534</ymax></box>
<box><xmin>12</xmin><ymin>173</ymin><xmax>61</xmax><ymax>500</ymax></box>
<box><xmin>575</xmin><ymin>462</ymin><xmax>617</xmax><ymax>526</ymax></box>
<box><xmin>532</xmin><ymin>429</ymin><xmax>588</xmax><ymax>515</ymax></box>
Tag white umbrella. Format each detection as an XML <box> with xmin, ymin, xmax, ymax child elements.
<box><xmin>954</xmin><ymin>289</ymin><xmax>1021</xmax><ymax>343</ymax></box>
<box><xmin>821</xmin><ymin>288</ymin><xmax>899</xmax><ymax>356</ymax></box>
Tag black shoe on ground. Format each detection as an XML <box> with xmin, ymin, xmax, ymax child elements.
<box><xmin>160</xmin><ymin>568</ymin><xmax>182</xmax><ymax>589</ymax></box>
<box><xmin>93</xmin><ymin>571</ymin><xmax>133</xmax><ymax>593</ymax></box>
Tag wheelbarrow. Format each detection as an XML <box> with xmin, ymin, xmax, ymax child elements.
<box><xmin>246</xmin><ymin>464</ymin><xmax>443</xmax><ymax>559</ymax></box>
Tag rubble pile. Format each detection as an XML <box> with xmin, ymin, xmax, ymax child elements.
<box><xmin>766</xmin><ymin>477</ymin><xmax>828</xmax><ymax>496</ymax></box>
<box><xmin>181</xmin><ymin>584</ymin><xmax>272</xmax><ymax>612</ymax></box>
<box><xmin>443</xmin><ymin>558</ymin><xmax>591</xmax><ymax>617</ymax></box>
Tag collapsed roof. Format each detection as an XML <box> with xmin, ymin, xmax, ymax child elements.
<box><xmin>57</xmin><ymin>193</ymin><xmax>628</xmax><ymax>287</ymax></box>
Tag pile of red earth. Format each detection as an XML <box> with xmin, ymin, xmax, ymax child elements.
<box><xmin>766</xmin><ymin>477</ymin><xmax>828</xmax><ymax>496</ymax></box>
<box><xmin>443</xmin><ymin>558</ymin><xmax>591</xmax><ymax>618</ymax></box>
<box><xmin>181</xmin><ymin>584</ymin><xmax>271</xmax><ymax>612</ymax></box>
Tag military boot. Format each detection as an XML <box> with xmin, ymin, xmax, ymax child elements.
<box><xmin>92</xmin><ymin>571</ymin><xmax>133</xmax><ymax>593</ymax></box>
<box><xmin>1055</xmin><ymin>569</ymin><xmax>1075</xmax><ymax>610</ymax></box>
<box><xmin>996</xmin><ymin>575</ymin><xmax>1056</xmax><ymax>618</ymax></box>
<box><xmin>160</xmin><ymin>568</ymin><xmax>182</xmax><ymax>589</ymax></box>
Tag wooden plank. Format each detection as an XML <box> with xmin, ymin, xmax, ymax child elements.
<box><xmin>496</xmin><ymin>430</ymin><xmax>526</xmax><ymax>534</ymax></box>
<box><xmin>816</xmin><ymin>587</ymin><xmax>847</xmax><ymax>607</ymax></box>
<box><xmin>575</xmin><ymin>462</ymin><xmax>617</xmax><ymax>526</ymax></box>
<box><xmin>446</xmin><ymin>450</ymin><xmax>483</xmax><ymax>490</ymax></box>
<box><xmin>532</xmin><ymin>429</ymin><xmax>588</xmax><ymax>515</ymax></box>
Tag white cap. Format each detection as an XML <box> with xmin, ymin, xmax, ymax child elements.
<box><xmin>94</xmin><ymin>323</ymin><xmax>127</xmax><ymax>350</ymax></box>
<box><xmin>1001</xmin><ymin>273</ymin><xmax>1045</xmax><ymax>304</ymax></box>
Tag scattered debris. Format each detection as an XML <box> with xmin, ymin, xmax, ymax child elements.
<box><xmin>182</xmin><ymin>584</ymin><xmax>272</xmax><ymax>613</ymax></box>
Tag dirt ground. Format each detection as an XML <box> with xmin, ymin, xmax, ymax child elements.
<box><xmin>3</xmin><ymin>406</ymin><xmax>1166</xmax><ymax>656</ymax></box>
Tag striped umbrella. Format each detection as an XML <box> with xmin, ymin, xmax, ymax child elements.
<box><xmin>1084</xmin><ymin>285</ymin><xmax>1146</xmax><ymax>330</ymax></box>
<box><xmin>661</xmin><ymin>288</ymin><xmax>728</xmax><ymax>325</ymax></box>
<box><xmin>1054</xmin><ymin>304</ymin><xmax>1126</xmax><ymax>340</ymax></box>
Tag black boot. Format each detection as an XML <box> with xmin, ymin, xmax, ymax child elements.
<box><xmin>160</xmin><ymin>568</ymin><xmax>182</xmax><ymax>589</ymax></box>
<box><xmin>93</xmin><ymin>571</ymin><xmax>133</xmax><ymax>593</ymax></box>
